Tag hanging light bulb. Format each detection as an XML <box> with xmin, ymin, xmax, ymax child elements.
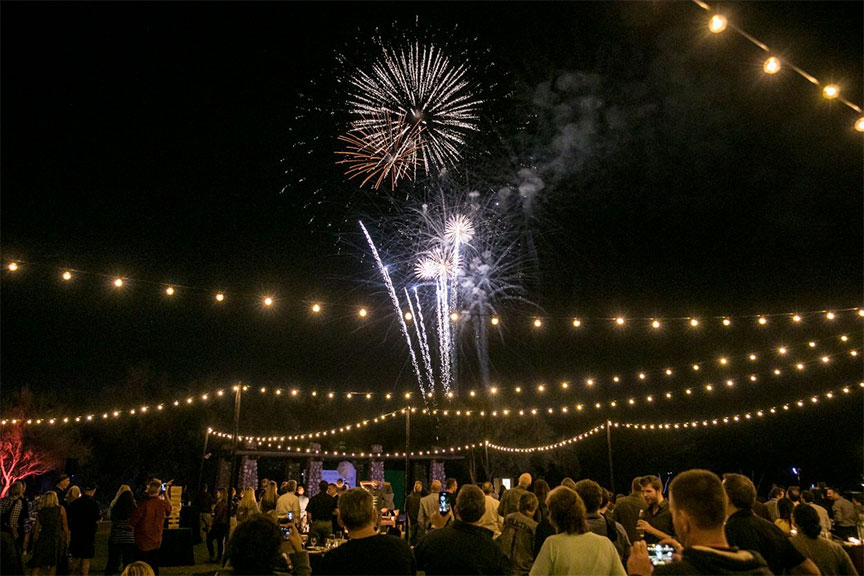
<box><xmin>763</xmin><ymin>56</ymin><xmax>781</xmax><ymax>74</ymax></box>
<box><xmin>62</xmin><ymin>271</ymin><xmax>73</xmax><ymax>281</ymax></box>
<box><xmin>822</xmin><ymin>84</ymin><xmax>839</xmax><ymax>99</ymax></box>
<box><xmin>856</xmin><ymin>117</ymin><xmax>864</xmax><ymax>132</ymax></box>
<box><xmin>709</xmin><ymin>14</ymin><xmax>728</xmax><ymax>33</ymax></box>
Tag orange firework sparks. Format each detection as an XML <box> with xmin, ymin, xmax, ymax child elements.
<box><xmin>335</xmin><ymin>112</ymin><xmax>424</xmax><ymax>189</ymax></box>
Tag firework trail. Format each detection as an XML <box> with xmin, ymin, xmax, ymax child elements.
<box><xmin>405</xmin><ymin>287</ymin><xmax>435</xmax><ymax>391</ymax></box>
<box><xmin>359</xmin><ymin>220</ymin><xmax>427</xmax><ymax>399</ymax></box>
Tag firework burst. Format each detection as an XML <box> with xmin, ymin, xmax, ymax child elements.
<box><xmin>336</xmin><ymin>112</ymin><xmax>425</xmax><ymax>189</ymax></box>
<box><xmin>346</xmin><ymin>39</ymin><xmax>484</xmax><ymax>177</ymax></box>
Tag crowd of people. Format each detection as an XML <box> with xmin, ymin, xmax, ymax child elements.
<box><xmin>0</xmin><ymin>469</ymin><xmax>861</xmax><ymax>576</ymax></box>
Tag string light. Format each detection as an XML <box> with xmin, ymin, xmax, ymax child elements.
<box><xmin>615</xmin><ymin>317</ymin><xmax>625</xmax><ymax>326</ymax></box>
<box><xmin>708</xmin><ymin>14</ymin><xmax>727</xmax><ymax>33</ymax></box>
<box><xmin>758</xmin><ymin>316</ymin><xmax>768</xmax><ymax>326</ymax></box>
<box><xmin>856</xmin><ymin>117</ymin><xmax>864</xmax><ymax>133</ymax></box>
<box><xmin>215</xmin><ymin>292</ymin><xmax>225</xmax><ymax>302</ymax></box>
<box><xmin>264</xmin><ymin>297</ymin><xmax>273</xmax><ymax>306</ymax></box>
<box><xmin>8</xmin><ymin>262</ymin><xmax>18</xmax><ymax>272</ymax></box>
<box><xmin>113</xmin><ymin>278</ymin><xmax>124</xmax><ymax>288</ymax></box>
<box><xmin>533</xmin><ymin>318</ymin><xmax>542</xmax><ymax>328</ymax></box>
<box><xmin>690</xmin><ymin>318</ymin><xmax>699</xmax><ymax>327</ymax></box>
<box><xmin>572</xmin><ymin>318</ymin><xmax>581</xmax><ymax>327</ymax></box>
<box><xmin>491</xmin><ymin>316</ymin><xmax>499</xmax><ymax>326</ymax></box>
<box><xmin>763</xmin><ymin>57</ymin><xmax>781</xmax><ymax>75</ymax></box>
<box><xmin>62</xmin><ymin>271</ymin><xmax>73</xmax><ymax>281</ymax></box>
<box><xmin>165</xmin><ymin>286</ymin><xmax>175</xmax><ymax>296</ymax></box>
<box><xmin>358</xmin><ymin>308</ymin><xmax>368</xmax><ymax>317</ymax></box>
<box><xmin>311</xmin><ymin>303</ymin><xmax>321</xmax><ymax>313</ymax></box>
<box><xmin>651</xmin><ymin>320</ymin><xmax>661</xmax><ymax>329</ymax></box>
<box><xmin>822</xmin><ymin>85</ymin><xmax>839</xmax><ymax>100</ymax></box>
<box><xmin>404</xmin><ymin>312</ymin><xmax>413</xmax><ymax>321</ymax></box>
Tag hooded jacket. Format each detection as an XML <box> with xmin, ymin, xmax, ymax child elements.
<box><xmin>654</xmin><ymin>546</ymin><xmax>773</xmax><ymax>575</ymax></box>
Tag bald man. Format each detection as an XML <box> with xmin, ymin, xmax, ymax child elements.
<box><xmin>498</xmin><ymin>473</ymin><xmax>532</xmax><ymax>518</ymax></box>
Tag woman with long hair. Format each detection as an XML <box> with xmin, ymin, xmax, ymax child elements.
<box><xmin>790</xmin><ymin>504</ymin><xmax>858</xmax><ymax>575</ymax></box>
<box><xmin>235</xmin><ymin>489</ymin><xmax>259</xmax><ymax>524</ymax></box>
<box><xmin>64</xmin><ymin>486</ymin><xmax>81</xmax><ymax>508</ymax></box>
<box><xmin>260</xmin><ymin>481</ymin><xmax>278</xmax><ymax>516</ymax></box>
<box><xmin>105</xmin><ymin>485</ymin><xmax>137</xmax><ymax>575</ymax></box>
<box><xmin>774</xmin><ymin>498</ymin><xmax>794</xmax><ymax>536</ymax></box>
<box><xmin>529</xmin><ymin>487</ymin><xmax>626</xmax><ymax>576</ymax></box>
<box><xmin>533</xmin><ymin>479</ymin><xmax>551</xmax><ymax>524</ymax></box>
<box><xmin>28</xmin><ymin>491</ymin><xmax>69</xmax><ymax>576</ymax></box>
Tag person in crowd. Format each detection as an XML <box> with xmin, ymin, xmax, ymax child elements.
<box><xmin>1</xmin><ymin>531</ymin><xmax>24</xmax><ymax>576</ymax></box>
<box><xmin>197</xmin><ymin>483</ymin><xmax>214</xmax><ymax>541</ymax></box>
<box><xmin>235</xmin><ymin>488</ymin><xmax>259</xmax><ymax>524</ymax></box>
<box><xmin>417</xmin><ymin>479</ymin><xmax>443</xmax><ymax>540</ymax></box>
<box><xmin>415</xmin><ymin>485</ymin><xmax>510</xmax><ymax>575</ymax></box>
<box><xmin>722</xmin><ymin>473</ymin><xmax>819</xmax><ymax>576</ymax></box>
<box><xmin>478</xmin><ymin>481</ymin><xmax>503</xmax><ymax>538</ymax></box>
<box><xmin>306</xmin><ymin>480</ymin><xmax>337</xmax><ymax>547</ymax></box>
<box><xmin>67</xmin><ymin>481</ymin><xmax>101</xmax><ymax>576</ymax></box>
<box><xmin>775</xmin><ymin>497</ymin><xmax>794</xmax><ymax>535</ymax></box>
<box><xmin>260</xmin><ymin>481</ymin><xmax>278</xmax><ymax>517</ymax></box>
<box><xmin>296</xmin><ymin>485</ymin><xmax>309</xmax><ymax>525</ymax></box>
<box><xmin>801</xmin><ymin>490</ymin><xmax>832</xmax><ymax>537</ymax></box>
<box><xmin>207</xmin><ymin>488</ymin><xmax>230</xmax><ymax>563</ymax></box>
<box><xmin>405</xmin><ymin>481</ymin><xmax>424</xmax><ymax>546</ymax></box>
<box><xmin>766</xmin><ymin>487</ymin><xmax>785</xmax><ymax>522</ymax></box>
<box><xmin>220</xmin><ymin>514</ymin><xmax>309</xmax><ymax>576</ymax></box>
<box><xmin>561</xmin><ymin>477</ymin><xmax>578</xmax><ymax>491</ymax></box>
<box><xmin>499</xmin><ymin>473</ymin><xmax>532</xmax><ymax>518</ymax></box>
<box><xmin>129</xmin><ymin>479</ymin><xmax>172</xmax><ymax>575</ymax></box>
<box><xmin>636</xmin><ymin>475</ymin><xmax>675</xmax><ymax>544</ymax></box>
<box><xmin>532</xmin><ymin>479</ymin><xmax>550</xmax><ymax>526</ymax></box>
<box><xmin>27</xmin><ymin>491</ymin><xmax>69</xmax><ymax>576</ymax></box>
<box><xmin>380</xmin><ymin>482</ymin><xmax>395</xmax><ymax>513</ymax></box>
<box><xmin>791</xmin><ymin>504</ymin><xmax>859</xmax><ymax>576</ymax></box>
<box><xmin>826</xmin><ymin>487</ymin><xmax>858</xmax><ymax>540</ymax></box>
<box><xmin>601</xmin><ymin>488</ymin><xmax>616</xmax><ymax>516</ymax></box>
<box><xmin>788</xmin><ymin>486</ymin><xmax>802</xmax><ymax>505</ymax></box>
<box><xmin>120</xmin><ymin>561</ymin><xmax>156</xmax><ymax>576</ymax></box>
<box><xmin>498</xmin><ymin>491</ymin><xmax>538</xmax><ymax>576</ymax></box>
<box><xmin>318</xmin><ymin>488</ymin><xmax>414</xmax><ymax>575</ymax></box>
<box><xmin>327</xmin><ymin>483</ymin><xmax>341</xmax><ymax>535</ymax></box>
<box><xmin>276</xmin><ymin>480</ymin><xmax>301</xmax><ymax>522</ymax></box>
<box><xmin>64</xmin><ymin>485</ymin><xmax>81</xmax><ymax>509</ymax></box>
<box><xmin>106</xmin><ymin>485</ymin><xmax>137</xmax><ymax>575</ymax></box>
<box><xmin>530</xmin><ymin>486</ymin><xmax>625</xmax><ymax>576</ymax></box>
<box><xmin>752</xmin><ymin>495</ymin><xmax>772</xmax><ymax>521</ymax></box>
<box><xmin>497</xmin><ymin>483</ymin><xmax>507</xmax><ymax>501</ymax></box>
<box><xmin>628</xmin><ymin>469</ymin><xmax>772</xmax><ymax>576</ymax></box>
<box><xmin>1</xmin><ymin>480</ymin><xmax>29</xmax><ymax>554</ymax></box>
<box><xmin>611</xmin><ymin>477</ymin><xmax>648</xmax><ymax>544</ymax></box>
<box><xmin>54</xmin><ymin>475</ymin><xmax>71</xmax><ymax>504</ymax></box>
<box><xmin>575</xmin><ymin>479</ymin><xmax>631</xmax><ymax>564</ymax></box>
<box><xmin>256</xmin><ymin>478</ymin><xmax>269</xmax><ymax>501</ymax></box>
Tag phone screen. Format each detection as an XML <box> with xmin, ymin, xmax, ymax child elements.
<box><xmin>438</xmin><ymin>492</ymin><xmax>451</xmax><ymax>514</ymax></box>
<box><xmin>280</xmin><ymin>525</ymin><xmax>292</xmax><ymax>540</ymax></box>
<box><xmin>287</xmin><ymin>511</ymin><xmax>294</xmax><ymax>522</ymax></box>
<box><xmin>647</xmin><ymin>544</ymin><xmax>675</xmax><ymax>566</ymax></box>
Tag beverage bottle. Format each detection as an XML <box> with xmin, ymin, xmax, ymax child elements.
<box><xmin>637</xmin><ymin>508</ymin><xmax>645</xmax><ymax>540</ymax></box>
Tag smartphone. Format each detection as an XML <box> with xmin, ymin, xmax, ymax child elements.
<box><xmin>438</xmin><ymin>492</ymin><xmax>451</xmax><ymax>514</ymax></box>
<box><xmin>287</xmin><ymin>511</ymin><xmax>294</xmax><ymax>522</ymax></box>
<box><xmin>280</xmin><ymin>525</ymin><xmax>292</xmax><ymax>540</ymax></box>
<box><xmin>161</xmin><ymin>483</ymin><xmax>167</xmax><ymax>492</ymax></box>
<box><xmin>647</xmin><ymin>544</ymin><xmax>675</xmax><ymax>566</ymax></box>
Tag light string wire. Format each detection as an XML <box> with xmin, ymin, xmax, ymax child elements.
<box><xmin>2</xmin><ymin>333</ymin><xmax>859</xmax><ymax>427</ymax></box>
<box><xmin>690</xmin><ymin>0</ymin><xmax>864</xmax><ymax>130</ymax></box>
<box><xmin>2</xmin><ymin>260</ymin><xmax>861</xmax><ymax>328</ymax></box>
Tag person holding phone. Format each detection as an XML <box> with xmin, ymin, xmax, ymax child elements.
<box><xmin>128</xmin><ymin>479</ymin><xmax>172</xmax><ymax>575</ymax></box>
<box><xmin>626</xmin><ymin>470</ymin><xmax>771</xmax><ymax>576</ymax></box>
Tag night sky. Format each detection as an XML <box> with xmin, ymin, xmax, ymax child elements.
<box><xmin>2</xmin><ymin>2</ymin><xmax>862</xmax><ymax>490</ymax></box>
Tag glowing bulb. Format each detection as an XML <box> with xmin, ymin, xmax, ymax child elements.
<box><xmin>808</xmin><ymin>341</ymin><xmax>816</xmax><ymax>348</ymax></box>
<box><xmin>651</xmin><ymin>320</ymin><xmax>661</xmax><ymax>329</ymax></box>
<box><xmin>62</xmin><ymin>271</ymin><xmax>72</xmax><ymax>280</ymax></box>
<box><xmin>841</xmin><ymin>335</ymin><xmax>849</xmax><ymax>342</ymax></box>
<box><xmin>638</xmin><ymin>372</ymin><xmax>646</xmax><ymax>380</ymax></box>
<box><xmin>490</xmin><ymin>387</ymin><xmax>498</xmax><ymax>395</ymax></box>
<box><xmin>708</xmin><ymin>14</ymin><xmax>727</xmax><ymax>33</ymax></box>
<box><xmin>665</xmin><ymin>369</ymin><xmax>673</xmax><ymax>376</ymax></box>
<box><xmin>690</xmin><ymin>318</ymin><xmax>699</xmax><ymax>327</ymax></box>
<box><xmin>7</xmin><ymin>262</ymin><xmax>18</xmax><ymax>271</ymax></box>
<box><xmin>264</xmin><ymin>297</ymin><xmax>273</xmax><ymax>306</ymax></box>
<box><xmin>778</xmin><ymin>347</ymin><xmax>787</xmax><ymax>355</ymax></box>
<box><xmin>165</xmin><ymin>286</ymin><xmax>174</xmax><ymax>296</ymax></box>
<box><xmin>722</xmin><ymin>318</ymin><xmax>731</xmax><ymax>326</ymax></box>
<box><xmin>358</xmin><ymin>308</ymin><xmax>367</xmax><ymax>317</ymax></box>
<box><xmin>719</xmin><ymin>357</ymin><xmax>728</xmax><ymax>365</ymax></box>
<box><xmin>796</xmin><ymin>363</ymin><xmax>805</xmax><ymax>370</ymax></box>
<box><xmin>114</xmin><ymin>278</ymin><xmax>124</xmax><ymax>287</ymax></box>
<box><xmin>763</xmin><ymin>56</ymin><xmax>781</xmax><ymax>74</ymax></box>
<box><xmin>822</xmin><ymin>84</ymin><xmax>839</xmax><ymax>99</ymax></box>
<box><xmin>312</xmin><ymin>303</ymin><xmax>321</xmax><ymax>313</ymax></box>
<box><xmin>491</xmin><ymin>316</ymin><xmax>499</xmax><ymax>326</ymax></box>
<box><xmin>852</xmin><ymin>350</ymin><xmax>859</xmax><ymax>357</ymax></box>
<box><xmin>586</xmin><ymin>379</ymin><xmax>594</xmax><ymax>386</ymax></box>
<box><xmin>856</xmin><ymin>117</ymin><xmax>864</xmax><ymax>132</ymax></box>
<box><xmin>792</xmin><ymin>314</ymin><xmax>801</xmax><ymax>323</ymax></box>
<box><xmin>561</xmin><ymin>382</ymin><xmax>569</xmax><ymax>389</ymax></box>
<box><xmin>571</xmin><ymin>318</ymin><xmax>582</xmax><ymax>327</ymax></box>
<box><xmin>692</xmin><ymin>364</ymin><xmax>700</xmax><ymax>371</ymax></box>
<box><xmin>404</xmin><ymin>312</ymin><xmax>413</xmax><ymax>321</ymax></box>
<box><xmin>749</xmin><ymin>354</ymin><xmax>757</xmax><ymax>361</ymax></box>
<box><xmin>859</xmin><ymin>309</ymin><xmax>864</xmax><ymax>317</ymax></box>
<box><xmin>758</xmin><ymin>316</ymin><xmax>767</xmax><ymax>325</ymax></box>
<box><xmin>533</xmin><ymin>318</ymin><xmax>542</xmax><ymax>328</ymax></box>
<box><xmin>615</xmin><ymin>317</ymin><xmax>625</xmax><ymax>326</ymax></box>
<box><xmin>821</xmin><ymin>356</ymin><xmax>830</xmax><ymax>363</ymax></box>
<box><xmin>215</xmin><ymin>292</ymin><xmax>224</xmax><ymax>302</ymax></box>
<box><xmin>515</xmin><ymin>386</ymin><xmax>522</xmax><ymax>393</ymax></box>
<box><xmin>450</xmin><ymin>312</ymin><xmax>460</xmax><ymax>322</ymax></box>
<box><xmin>826</xmin><ymin>311</ymin><xmax>835</xmax><ymax>320</ymax></box>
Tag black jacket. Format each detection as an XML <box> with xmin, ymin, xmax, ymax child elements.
<box><xmin>655</xmin><ymin>546</ymin><xmax>772</xmax><ymax>575</ymax></box>
<box><xmin>415</xmin><ymin>520</ymin><xmax>512</xmax><ymax>575</ymax></box>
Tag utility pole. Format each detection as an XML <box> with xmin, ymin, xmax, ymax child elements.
<box><xmin>228</xmin><ymin>384</ymin><xmax>242</xmax><ymax>491</ymax></box>
<box><xmin>404</xmin><ymin>407</ymin><xmax>411</xmax><ymax>493</ymax></box>
<box><xmin>197</xmin><ymin>427</ymin><xmax>211</xmax><ymax>496</ymax></box>
<box><xmin>606</xmin><ymin>420</ymin><xmax>615</xmax><ymax>494</ymax></box>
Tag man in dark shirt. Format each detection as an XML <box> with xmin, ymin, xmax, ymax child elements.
<box><xmin>318</xmin><ymin>487</ymin><xmax>415</xmax><ymax>575</ymax></box>
<box><xmin>307</xmin><ymin>480</ymin><xmax>337</xmax><ymax>546</ymax></box>
<box><xmin>627</xmin><ymin>469</ymin><xmax>772</xmax><ymax>576</ymax></box>
<box><xmin>405</xmin><ymin>481</ymin><xmax>424</xmax><ymax>546</ymax></box>
<box><xmin>67</xmin><ymin>482</ymin><xmax>101</xmax><ymax>576</ymax></box>
<box><xmin>636</xmin><ymin>475</ymin><xmax>675</xmax><ymax>544</ymax></box>
<box><xmin>722</xmin><ymin>473</ymin><xmax>819</xmax><ymax>576</ymax></box>
<box><xmin>610</xmin><ymin>476</ymin><xmax>648</xmax><ymax>543</ymax></box>
<box><xmin>415</xmin><ymin>484</ymin><xmax>511</xmax><ymax>575</ymax></box>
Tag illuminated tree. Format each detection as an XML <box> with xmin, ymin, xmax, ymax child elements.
<box><xmin>0</xmin><ymin>423</ymin><xmax>62</xmax><ymax>498</ymax></box>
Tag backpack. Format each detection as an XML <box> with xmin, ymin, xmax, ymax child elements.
<box><xmin>603</xmin><ymin>516</ymin><xmax>618</xmax><ymax>543</ymax></box>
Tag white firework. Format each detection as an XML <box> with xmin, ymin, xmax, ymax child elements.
<box><xmin>444</xmin><ymin>214</ymin><xmax>475</xmax><ymax>245</ymax></box>
<box><xmin>346</xmin><ymin>40</ymin><xmax>483</xmax><ymax>176</ymax></box>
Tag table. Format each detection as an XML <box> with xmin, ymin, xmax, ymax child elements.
<box><xmin>160</xmin><ymin>527</ymin><xmax>195</xmax><ymax>567</ymax></box>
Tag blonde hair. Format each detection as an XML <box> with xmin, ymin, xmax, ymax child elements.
<box><xmin>42</xmin><ymin>491</ymin><xmax>60</xmax><ymax>508</ymax></box>
<box><xmin>66</xmin><ymin>485</ymin><xmax>81</xmax><ymax>503</ymax></box>
<box><xmin>120</xmin><ymin>561</ymin><xmax>156</xmax><ymax>576</ymax></box>
<box><xmin>240</xmin><ymin>487</ymin><xmax>258</xmax><ymax>509</ymax></box>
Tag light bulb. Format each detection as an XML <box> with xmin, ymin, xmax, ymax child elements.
<box><xmin>7</xmin><ymin>262</ymin><xmax>18</xmax><ymax>271</ymax></box>
<box><xmin>690</xmin><ymin>318</ymin><xmax>699</xmax><ymax>327</ymax></box>
<box><xmin>165</xmin><ymin>286</ymin><xmax>174</xmax><ymax>296</ymax></box>
<box><xmin>533</xmin><ymin>318</ymin><xmax>542</xmax><ymax>328</ymax></box>
<box><xmin>822</xmin><ymin>84</ymin><xmax>839</xmax><ymax>99</ymax></box>
<box><xmin>358</xmin><ymin>308</ymin><xmax>367</xmax><ymax>317</ymax></box>
<box><xmin>615</xmin><ymin>317</ymin><xmax>625</xmax><ymax>326</ymax></box>
<box><xmin>404</xmin><ymin>312</ymin><xmax>413</xmax><ymax>321</ymax></box>
<box><xmin>62</xmin><ymin>271</ymin><xmax>72</xmax><ymax>280</ymax></box>
<box><xmin>856</xmin><ymin>117</ymin><xmax>864</xmax><ymax>132</ymax></box>
<box><xmin>215</xmin><ymin>292</ymin><xmax>225</xmax><ymax>302</ymax></box>
<box><xmin>312</xmin><ymin>303</ymin><xmax>321</xmax><ymax>313</ymax></box>
<box><xmin>572</xmin><ymin>318</ymin><xmax>581</xmax><ymax>327</ymax></box>
<box><xmin>709</xmin><ymin>14</ymin><xmax>727</xmax><ymax>33</ymax></box>
<box><xmin>491</xmin><ymin>316</ymin><xmax>499</xmax><ymax>326</ymax></box>
<box><xmin>763</xmin><ymin>56</ymin><xmax>781</xmax><ymax>74</ymax></box>
<box><xmin>264</xmin><ymin>297</ymin><xmax>273</xmax><ymax>306</ymax></box>
<box><xmin>114</xmin><ymin>278</ymin><xmax>124</xmax><ymax>287</ymax></box>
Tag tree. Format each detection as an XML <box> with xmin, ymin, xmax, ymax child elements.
<box><xmin>0</xmin><ymin>423</ymin><xmax>62</xmax><ymax>497</ymax></box>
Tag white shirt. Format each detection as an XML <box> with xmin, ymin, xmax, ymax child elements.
<box><xmin>478</xmin><ymin>494</ymin><xmax>503</xmax><ymax>538</ymax></box>
<box><xmin>275</xmin><ymin>492</ymin><xmax>301</xmax><ymax>520</ymax></box>
<box><xmin>530</xmin><ymin>531</ymin><xmax>627</xmax><ymax>576</ymax></box>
